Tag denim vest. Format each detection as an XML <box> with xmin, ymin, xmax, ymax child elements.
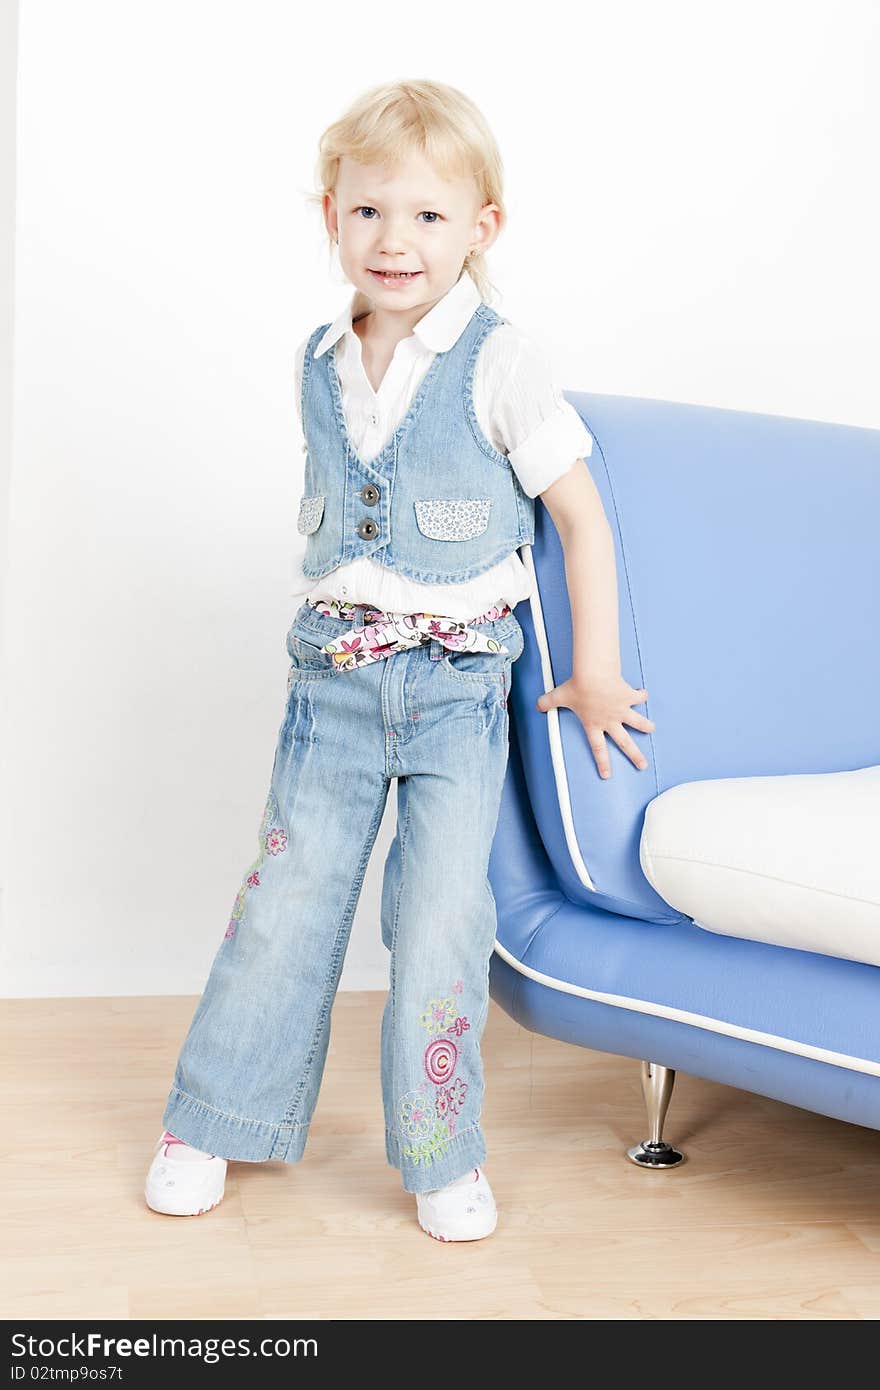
<box><xmin>296</xmin><ymin>300</ymin><xmax>535</xmax><ymax>585</ymax></box>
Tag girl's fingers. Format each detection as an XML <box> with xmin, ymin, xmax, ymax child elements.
<box><xmin>586</xmin><ymin>730</ymin><xmax>611</xmax><ymax>779</ymax></box>
<box><xmin>622</xmin><ymin>711</ymin><xmax>655</xmax><ymax>732</ymax></box>
<box><xmin>611</xmin><ymin>724</ymin><xmax>649</xmax><ymax>770</ymax></box>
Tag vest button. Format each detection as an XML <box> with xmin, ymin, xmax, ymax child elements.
<box><xmin>357</xmin><ymin>518</ymin><xmax>379</xmax><ymax>541</ymax></box>
<box><xmin>360</xmin><ymin>484</ymin><xmax>379</xmax><ymax>506</ymax></box>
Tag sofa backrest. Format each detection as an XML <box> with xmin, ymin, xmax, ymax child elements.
<box><xmin>511</xmin><ymin>391</ymin><xmax>880</xmax><ymax>925</ymax></box>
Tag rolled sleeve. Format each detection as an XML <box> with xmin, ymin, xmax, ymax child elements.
<box><xmin>486</xmin><ymin>329</ymin><xmax>594</xmax><ymax>499</ymax></box>
<box><xmin>507</xmin><ymin>401</ymin><xmax>594</xmax><ymax>498</ymax></box>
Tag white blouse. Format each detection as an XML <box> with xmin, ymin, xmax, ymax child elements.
<box><xmin>290</xmin><ymin>270</ymin><xmax>594</xmax><ymax>622</ymax></box>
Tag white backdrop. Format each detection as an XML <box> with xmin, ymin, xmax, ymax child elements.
<box><xmin>1</xmin><ymin>0</ymin><xmax>878</xmax><ymax>997</ymax></box>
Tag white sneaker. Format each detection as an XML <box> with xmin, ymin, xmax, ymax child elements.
<box><xmin>144</xmin><ymin>1130</ymin><xmax>227</xmax><ymax>1216</ymax></box>
<box><xmin>415</xmin><ymin>1164</ymin><xmax>497</xmax><ymax>1241</ymax></box>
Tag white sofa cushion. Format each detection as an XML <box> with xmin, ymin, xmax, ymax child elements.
<box><xmin>639</xmin><ymin>765</ymin><xmax>880</xmax><ymax>968</ymax></box>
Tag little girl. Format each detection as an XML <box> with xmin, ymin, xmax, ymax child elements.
<box><xmin>144</xmin><ymin>78</ymin><xmax>652</xmax><ymax>1239</ymax></box>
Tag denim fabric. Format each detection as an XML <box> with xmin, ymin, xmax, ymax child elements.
<box><xmin>162</xmin><ymin>599</ymin><xmax>525</xmax><ymax>1194</ymax></box>
<box><xmin>297</xmin><ymin>300</ymin><xmax>536</xmax><ymax>585</ymax></box>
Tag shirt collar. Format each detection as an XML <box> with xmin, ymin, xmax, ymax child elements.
<box><xmin>313</xmin><ymin>270</ymin><xmax>482</xmax><ymax>359</ymax></box>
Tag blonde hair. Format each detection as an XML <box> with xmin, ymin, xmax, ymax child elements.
<box><xmin>306</xmin><ymin>79</ymin><xmax>506</xmax><ymax>307</ymax></box>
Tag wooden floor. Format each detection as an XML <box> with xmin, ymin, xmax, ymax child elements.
<box><xmin>3</xmin><ymin>991</ymin><xmax>879</xmax><ymax>1320</ymax></box>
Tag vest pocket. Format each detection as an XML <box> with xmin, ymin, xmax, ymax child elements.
<box><xmin>413</xmin><ymin>497</ymin><xmax>491</xmax><ymax>541</ymax></box>
<box><xmin>297</xmin><ymin>494</ymin><xmax>325</xmax><ymax>535</ymax></box>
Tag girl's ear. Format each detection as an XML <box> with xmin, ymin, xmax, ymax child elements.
<box><xmin>322</xmin><ymin>190</ymin><xmax>338</xmax><ymax>239</ymax></box>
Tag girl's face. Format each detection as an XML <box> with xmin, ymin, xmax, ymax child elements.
<box><xmin>325</xmin><ymin>152</ymin><xmax>499</xmax><ymax>318</ymax></box>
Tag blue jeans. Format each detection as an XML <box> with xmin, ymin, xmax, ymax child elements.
<box><xmin>162</xmin><ymin>599</ymin><xmax>525</xmax><ymax>1193</ymax></box>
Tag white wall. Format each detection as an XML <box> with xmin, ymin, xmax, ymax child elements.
<box><xmin>0</xmin><ymin>1</ymin><xmax>18</xmax><ymax>950</ymax></box>
<box><xmin>2</xmin><ymin>1</ymin><xmax>878</xmax><ymax>997</ymax></box>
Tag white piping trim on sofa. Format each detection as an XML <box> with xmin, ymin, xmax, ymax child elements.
<box><xmin>520</xmin><ymin>543</ymin><xmax>595</xmax><ymax>890</ymax></box>
<box><xmin>492</xmin><ymin>938</ymin><xmax>880</xmax><ymax>1079</ymax></box>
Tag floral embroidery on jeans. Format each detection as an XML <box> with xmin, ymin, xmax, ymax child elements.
<box><xmin>398</xmin><ymin>1093</ymin><xmax>456</xmax><ymax>1167</ymax></box>
<box><xmin>265</xmin><ymin>826</ymin><xmax>289</xmax><ymax>856</ymax></box>
<box><xmin>399</xmin><ymin>1092</ymin><xmax>437</xmax><ymax>1142</ymax></box>
<box><xmin>224</xmin><ymin>788</ymin><xmax>288</xmax><ymax>940</ymax></box>
<box><xmin>420</xmin><ymin>995</ymin><xmax>459</xmax><ymax>1034</ymax></box>
<box><xmin>397</xmin><ymin>980</ymin><xmax>472</xmax><ymax>1167</ymax></box>
<box><xmin>434</xmin><ymin>1079</ymin><xmax>468</xmax><ymax>1118</ymax></box>
<box><xmin>446</xmin><ymin>1077</ymin><xmax>468</xmax><ymax>1112</ymax></box>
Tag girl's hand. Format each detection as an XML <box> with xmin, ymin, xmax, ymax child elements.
<box><xmin>535</xmin><ymin>674</ymin><xmax>655</xmax><ymax>779</ymax></box>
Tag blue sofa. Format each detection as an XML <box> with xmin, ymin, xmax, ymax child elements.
<box><xmin>489</xmin><ymin>392</ymin><xmax>880</xmax><ymax>1165</ymax></box>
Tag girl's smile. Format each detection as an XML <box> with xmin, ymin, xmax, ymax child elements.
<box><xmin>368</xmin><ymin>269</ymin><xmax>424</xmax><ymax>287</ymax></box>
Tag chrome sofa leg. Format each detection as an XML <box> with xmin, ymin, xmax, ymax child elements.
<box><xmin>626</xmin><ymin>1060</ymin><xmax>686</xmax><ymax>1167</ymax></box>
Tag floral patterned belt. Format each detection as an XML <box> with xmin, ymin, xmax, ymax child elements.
<box><xmin>306</xmin><ymin>596</ymin><xmax>513</xmax><ymax>673</ymax></box>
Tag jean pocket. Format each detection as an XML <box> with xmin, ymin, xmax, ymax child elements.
<box><xmin>413</xmin><ymin>497</ymin><xmax>491</xmax><ymax>541</ymax></box>
<box><xmin>441</xmin><ymin>619</ymin><xmax>524</xmax><ymax>685</ymax></box>
<box><xmin>285</xmin><ymin>623</ymin><xmax>340</xmax><ymax>679</ymax></box>
<box><xmin>297</xmin><ymin>494</ymin><xmax>325</xmax><ymax>535</ymax></box>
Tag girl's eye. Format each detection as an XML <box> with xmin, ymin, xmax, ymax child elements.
<box><xmin>354</xmin><ymin>207</ymin><xmax>442</xmax><ymax>223</ymax></box>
